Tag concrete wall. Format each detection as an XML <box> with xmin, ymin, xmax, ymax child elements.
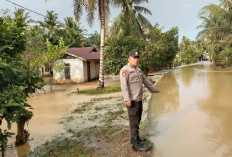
<box><xmin>53</xmin><ymin>59</ymin><xmax>85</xmax><ymax>83</ymax></box>
<box><xmin>53</xmin><ymin>59</ymin><xmax>100</xmax><ymax>84</ymax></box>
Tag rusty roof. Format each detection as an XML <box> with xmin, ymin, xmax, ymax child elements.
<box><xmin>68</xmin><ymin>47</ymin><xmax>100</xmax><ymax>60</ymax></box>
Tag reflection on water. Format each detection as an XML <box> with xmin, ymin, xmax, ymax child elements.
<box><xmin>148</xmin><ymin>62</ymin><xmax>232</xmax><ymax>157</ymax></box>
<box><xmin>16</xmin><ymin>142</ymin><xmax>30</xmax><ymax>157</ymax></box>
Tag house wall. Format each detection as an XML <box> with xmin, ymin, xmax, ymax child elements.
<box><xmin>83</xmin><ymin>61</ymin><xmax>88</xmax><ymax>82</ymax></box>
<box><xmin>53</xmin><ymin>59</ymin><xmax>85</xmax><ymax>83</ymax></box>
<box><xmin>83</xmin><ymin>60</ymin><xmax>100</xmax><ymax>81</ymax></box>
<box><xmin>90</xmin><ymin>61</ymin><xmax>100</xmax><ymax>79</ymax></box>
<box><xmin>53</xmin><ymin>59</ymin><xmax>100</xmax><ymax>84</ymax></box>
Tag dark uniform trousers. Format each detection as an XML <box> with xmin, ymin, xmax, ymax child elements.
<box><xmin>127</xmin><ymin>101</ymin><xmax>143</xmax><ymax>140</ymax></box>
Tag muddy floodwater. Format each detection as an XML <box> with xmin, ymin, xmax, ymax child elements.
<box><xmin>2</xmin><ymin>79</ymin><xmax>120</xmax><ymax>157</ymax></box>
<box><xmin>148</xmin><ymin>62</ymin><xmax>232</xmax><ymax>157</ymax></box>
<box><xmin>3</xmin><ymin>91</ymin><xmax>77</xmax><ymax>157</ymax></box>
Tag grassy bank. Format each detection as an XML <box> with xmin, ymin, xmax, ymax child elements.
<box><xmin>76</xmin><ymin>85</ymin><xmax>121</xmax><ymax>95</ymax></box>
<box><xmin>28</xmin><ymin>87</ymin><xmax>153</xmax><ymax>157</ymax></box>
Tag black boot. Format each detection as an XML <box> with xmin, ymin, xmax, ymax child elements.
<box><xmin>130</xmin><ymin>137</ymin><xmax>146</xmax><ymax>144</ymax></box>
<box><xmin>131</xmin><ymin>139</ymin><xmax>149</xmax><ymax>151</ymax></box>
<box><xmin>137</xmin><ymin>136</ymin><xmax>146</xmax><ymax>142</ymax></box>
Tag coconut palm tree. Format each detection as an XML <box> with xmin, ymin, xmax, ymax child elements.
<box><xmin>109</xmin><ymin>0</ymin><xmax>152</xmax><ymax>37</ymax></box>
<box><xmin>58</xmin><ymin>17</ymin><xmax>85</xmax><ymax>47</ymax></box>
<box><xmin>38</xmin><ymin>10</ymin><xmax>61</xmax><ymax>44</ymax></box>
<box><xmin>73</xmin><ymin>0</ymin><xmax>111</xmax><ymax>89</ymax></box>
<box><xmin>197</xmin><ymin>0</ymin><xmax>232</xmax><ymax>43</ymax></box>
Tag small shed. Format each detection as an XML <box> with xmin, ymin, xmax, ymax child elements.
<box><xmin>53</xmin><ymin>47</ymin><xmax>100</xmax><ymax>83</ymax></box>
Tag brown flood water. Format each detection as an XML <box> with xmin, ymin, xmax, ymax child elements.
<box><xmin>148</xmin><ymin>62</ymin><xmax>232</xmax><ymax>157</ymax></box>
<box><xmin>2</xmin><ymin>80</ymin><xmax>101</xmax><ymax>157</ymax></box>
<box><xmin>3</xmin><ymin>91</ymin><xmax>77</xmax><ymax>157</ymax></box>
<box><xmin>2</xmin><ymin>78</ymin><xmax>120</xmax><ymax>157</ymax></box>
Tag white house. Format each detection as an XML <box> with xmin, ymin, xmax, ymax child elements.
<box><xmin>53</xmin><ymin>47</ymin><xmax>100</xmax><ymax>83</ymax></box>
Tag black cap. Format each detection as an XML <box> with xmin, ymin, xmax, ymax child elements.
<box><xmin>129</xmin><ymin>51</ymin><xmax>140</xmax><ymax>57</ymax></box>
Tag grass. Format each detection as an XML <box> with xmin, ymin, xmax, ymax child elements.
<box><xmin>77</xmin><ymin>85</ymin><xmax>121</xmax><ymax>95</ymax></box>
<box><xmin>95</xmin><ymin>106</ymin><xmax>104</xmax><ymax>111</ymax></box>
<box><xmin>88</xmin><ymin>115</ymin><xmax>98</xmax><ymax>121</ymax></box>
<box><xmin>27</xmin><ymin>137</ymin><xmax>95</xmax><ymax>157</ymax></box>
<box><xmin>72</xmin><ymin>102</ymin><xmax>94</xmax><ymax>114</ymax></box>
<box><xmin>91</xmin><ymin>96</ymin><xmax>115</xmax><ymax>102</ymax></box>
<box><xmin>101</xmin><ymin>108</ymin><xmax>125</xmax><ymax>123</ymax></box>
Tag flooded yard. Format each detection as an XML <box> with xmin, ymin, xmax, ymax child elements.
<box><xmin>3</xmin><ymin>79</ymin><xmax>120</xmax><ymax>157</ymax></box>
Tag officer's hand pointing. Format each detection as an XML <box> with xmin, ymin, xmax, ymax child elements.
<box><xmin>154</xmin><ymin>89</ymin><xmax>160</xmax><ymax>93</ymax></box>
<box><xmin>125</xmin><ymin>101</ymin><xmax>132</xmax><ymax>107</ymax></box>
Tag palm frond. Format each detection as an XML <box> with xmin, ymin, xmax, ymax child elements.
<box><xmin>132</xmin><ymin>0</ymin><xmax>148</xmax><ymax>5</ymax></box>
<box><xmin>73</xmin><ymin>0</ymin><xmax>83</xmax><ymax>22</ymax></box>
<box><xmin>136</xmin><ymin>13</ymin><xmax>153</xmax><ymax>29</ymax></box>
<box><xmin>108</xmin><ymin>14</ymin><xmax>123</xmax><ymax>36</ymax></box>
<box><xmin>126</xmin><ymin>0</ymin><xmax>143</xmax><ymax>35</ymax></box>
<box><xmin>134</xmin><ymin>6</ymin><xmax>152</xmax><ymax>15</ymax></box>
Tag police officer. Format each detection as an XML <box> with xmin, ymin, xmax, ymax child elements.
<box><xmin>120</xmin><ymin>50</ymin><xmax>160</xmax><ymax>151</ymax></box>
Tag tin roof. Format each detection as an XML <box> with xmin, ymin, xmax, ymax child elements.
<box><xmin>68</xmin><ymin>47</ymin><xmax>100</xmax><ymax>60</ymax></box>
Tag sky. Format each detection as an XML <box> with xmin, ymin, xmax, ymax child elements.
<box><xmin>0</xmin><ymin>0</ymin><xmax>219</xmax><ymax>41</ymax></box>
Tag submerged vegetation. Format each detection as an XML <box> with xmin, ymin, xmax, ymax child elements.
<box><xmin>28</xmin><ymin>89</ymin><xmax>153</xmax><ymax>156</ymax></box>
<box><xmin>77</xmin><ymin>86</ymin><xmax>121</xmax><ymax>95</ymax></box>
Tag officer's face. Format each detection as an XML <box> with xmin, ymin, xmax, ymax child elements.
<box><xmin>128</xmin><ymin>56</ymin><xmax>140</xmax><ymax>67</ymax></box>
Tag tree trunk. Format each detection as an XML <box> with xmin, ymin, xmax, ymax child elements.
<box><xmin>16</xmin><ymin>119</ymin><xmax>30</xmax><ymax>146</ymax></box>
<box><xmin>16</xmin><ymin>121</ymin><xmax>25</xmax><ymax>146</ymax></box>
<box><xmin>16</xmin><ymin>121</ymin><xmax>26</xmax><ymax>146</ymax></box>
<box><xmin>97</xmin><ymin>0</ymin><xmax>105</xmax><ymax>89</ymax></box>
<box><xmin>49</xmin><ymin>64</ymin><xmax>53</xmax><ymax>91</ymax></box>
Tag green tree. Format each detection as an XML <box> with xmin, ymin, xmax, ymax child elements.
<box><xmin>38</xmin><ymin>10</ymin><xmax>61</xmax><ymax>44</ymax></box>
<box><xmin>104</xmin><ymin>24</ymin><xmax>179</xmax><ymax>75</ymax></box>
<box><xmin>43</xmin><ymin>38</ymin><xmax>68</xmax><ymax>91</ymax></box>
<box><xmin>74</xmin><ymin>0</ymin><xmax>116</xmax><ymax>89</ymax></box>
<box><xmin>85</xmin><ymin>31</ymin><xmax>100</xmax><ymax>50</ymax></box>
<box><xmin>179</xmin><ymin>36</ymin><xmax>201</xmax><ymax>64</ymax></box>
<box><xmin>58</xmin><ymin>17</ymin><xmax>85</xmax><ymax>48</ymax></box>
<box><xmin>0</xmin><ymin>9</ymin><xmax>44</xmax><ymax>156</ymax></box>
<box><xmin>197</xmin><ymin>0</ymin><xmax>232</xmax><ymax>65</ymax></box>
<box><xmin>109</xmin><ymin>0</ymin><xmax>152</xmax><ymax>37</ymax></box>
<box><xmin>24</xmin><ymin>25</ymin><xmax>46</xmax><ymax>69</ymax></box>
<box><xmin>105</xmin><ymin>34</ymin><xmax>145</xmax><ymax>74</ymax></box>
<box><xmin>144</xmin><ymin>25</ymin><xmax>179</xmax><ymax>71</ymax></box>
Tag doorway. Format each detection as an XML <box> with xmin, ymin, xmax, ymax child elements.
<box><xmin>87</xmin><ymin>62</ymin><xmax>90</xmax><ymax>81</ymax></box>
<box><xmin>65</xmin><ymin>63</ymin><xmax>70</xmax><ymax>80</ymax></box>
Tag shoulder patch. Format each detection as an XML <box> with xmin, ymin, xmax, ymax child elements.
<box><xmin>122</xmin><ymin>70</ymin><xmax>127</xmax><ymax>77</ymax></box>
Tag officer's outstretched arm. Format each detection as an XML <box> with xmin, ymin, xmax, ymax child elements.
<box><xmin>142</xmin><ymin>73</ymin><xmax>157</xmax><ymax>93</ymax></box>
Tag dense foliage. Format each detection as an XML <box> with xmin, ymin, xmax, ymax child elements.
<box><xmin>197</xmin><ymin>0</ymin><xmax>232</xmax><ymax>65</ymax></box>
<box><xmin>178</xmin><ymin>36</ymin><xmax>203</xmax><ymax>64</ymax></box>
<box><xmin>0</xmin><ymin>9</ymin><xmax>44</xmax><ymax>156</ymax></box>
<box><xmin>105</xmin><ymin>35</ymin><xmax>146</xmax><ymax>75</ymax></box>
<box><xmin>105</xmin><ymin>25</ymin><xmax>179</xmax><ymax>75</ymax></box>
